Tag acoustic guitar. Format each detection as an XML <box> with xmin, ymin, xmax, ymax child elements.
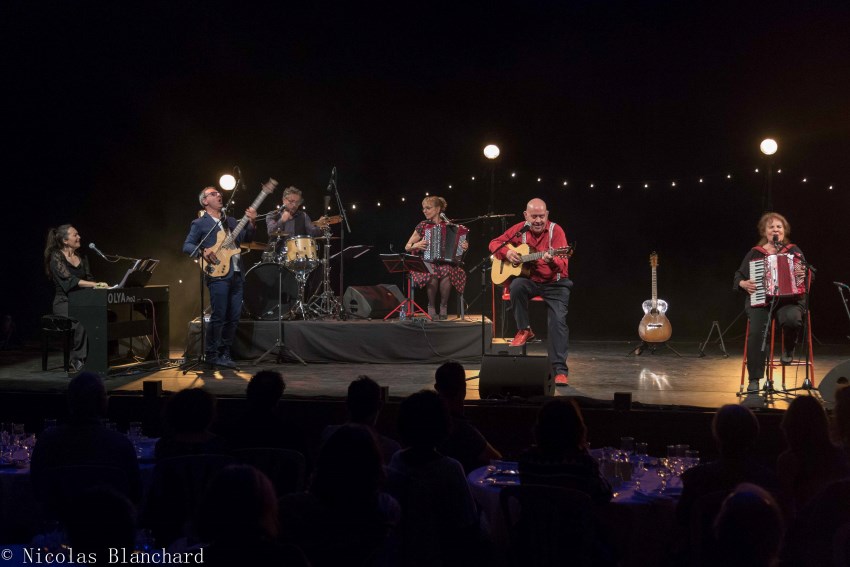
<box><xmin>638</xmin><ymin>252</ymin><xmax>672</xmax><ymax>343</ymax></box>
<box><xmin>491</xmin><ymin>243</ymin><xmax>574</xmax><ymax>285</ymax></box>
<box><xmin>200</xmin><ymin>178</ymin><xmax>278</xmax><ymax>278</ymax></box>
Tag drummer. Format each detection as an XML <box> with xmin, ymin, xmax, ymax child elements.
<box><xmin>266</xmin><ymin>186</ymin><xmax>328</xmax><ymax>238</ymax></box>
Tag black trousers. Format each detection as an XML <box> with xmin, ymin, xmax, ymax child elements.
<box><xmin>745</xmin><ymin>302</ymin><xmax>803</xmax><ymax>381</ymax></box>
<box><xmin>509</xmin><ymin>277</ymin><xmax>573</xmax><ymax>376</ymax></box>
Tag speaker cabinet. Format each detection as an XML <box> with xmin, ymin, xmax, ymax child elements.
<box><xmin>478</xmin><ymin>354</ymin><xmax>553</xmax><ymax>398</ymax></box>
<box><xmin>343</xmin><ymin>285</ymin><xmax>405</xmax><ymax>319</ymax></box>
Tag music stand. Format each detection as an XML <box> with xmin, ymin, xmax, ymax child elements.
<box><xmin>380</xmin><ymin>253</ymin><xmax>431</xmax><ymax>320</ymax></box>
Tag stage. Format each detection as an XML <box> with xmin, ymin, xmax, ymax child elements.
<box><xmin>4</xmin><ymin>327</ymin><xmax>850</xmax><ymax>411</ymax></box>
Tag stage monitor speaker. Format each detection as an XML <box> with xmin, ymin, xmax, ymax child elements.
<box><xmin>478</xmin><ymin>354</ymin><xmax>553</xmax><ymax>398</ymax></box>
<box><xmin>819</xmin><ymin>359</ymin><xmax>850</xmax><ymax>404</ymax></box>
<box><xmin>343</xmin><ymin>285</ymin><xmax>405</xmax><ymax>319</ymax></box>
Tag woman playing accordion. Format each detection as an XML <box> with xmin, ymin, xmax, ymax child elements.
<box><xmin>734</xmin><ymin>212</ymin><xmax>808</xmax><ymax>393</ymax></box>
<box><xmin>404</xmin><ymin>196</ymin><xmax>468</xmax><ymax>320</ymax></box>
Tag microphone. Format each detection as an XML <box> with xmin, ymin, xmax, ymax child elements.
<box><xmin>326</xmin><ymin>167</ymin><xmax>336</xmax><ymax>194</ymax></box>
<box><xmin>519</xmin><ymin>224</ymin><xmax>531</xmax><ymax>234</ymax></box>
<box><xmin>772</xmin><ymin>234</ymin><xmax>779</xmax><ymax>247</ymax></box>
<box><xmin>834</xmin><ymin>281</ymin><xmax>850</xmax><ymax>290</ymax></box>
<box><xmin>88</xmin><ymin>242</ymin><xmax>109</xmax><ymax>261</ymax></box>
<box><xmin>440</xmin><ymin>213</ymin><xmax>451</xmax><ymax>224</ymax></box>
<box><xmin>323</xmin><ymin>195</ymin><xmax>331</xmax><ymax>213</ymax></box>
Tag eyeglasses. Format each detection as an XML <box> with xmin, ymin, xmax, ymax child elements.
<box><xmin>204</xmin><ymin>191</ymin><xmax>221</xmax><ymax>198</ymax></box>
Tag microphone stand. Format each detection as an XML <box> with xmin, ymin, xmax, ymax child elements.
<box><xmin>471</xmin><ymin>221</ymin><xmax>527</xmax><ymax>357</ymax></box>
<box><xmin>835</xmin><ymin>282</ymin><xmax>850</xmax><ymax>342</ymax></box>
<box><xmin>329</xmin><ymin>168</ymin><xmax>352</xmax><ymax>319</ymax></box>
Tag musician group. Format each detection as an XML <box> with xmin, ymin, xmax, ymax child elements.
<box><xmin>45</xmin><ymin>180</ymin><xmax>808</xmax><ymax>390</ymax></box>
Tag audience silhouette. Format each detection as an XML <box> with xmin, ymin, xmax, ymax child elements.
<box><xmin>776</xmin><ymin>395</ymin><xmax>850</xmax><ymax>517</ymax></box>
<box><xmin>385</xmin><ymin>390</ymin><xmax>483</xmax><ymax>567</ymax></box>
<box><xmin>220</xmin><ymin>370</ymin><xmax>310</xmax><ymax>457</ymax></box>
<box><xmin>713</xmin><ymin>483</ymin><xmax>784</xmax><ymax>567</ymax></box>
<box><xmin>280</xmin><ymin>424</ymin><xmax>400</xmax><ymax>566</ymax></box>
<box><xmin>322</xmin><ymin>375</ymin><xmax>400</xmax><ymax>465</ymax></box>
<box><xmin>30</xmin><ymin>371</ymin><xmax>142</xmax><ymax>511</ymax></box>
<box><xmin>434</xmin><ymin>361</ymin><xmax>501</xmax><ymax>474</ymax></box>
<box><xmin>517</xmin><ymin>398</ymin><xmax>612</xmax><ymax>504</ymax></box>
<box><xmin>154</xmin><ymin>387</ymin><xmax>228</xmax><ymax>460</ymax></box>
<box><xmin>196</xmin><ymin>464</ymin><xmax>309</xmax><ymax>566</ymax></box>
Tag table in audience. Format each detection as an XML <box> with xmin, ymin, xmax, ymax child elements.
<box><xmin>467</xmin><ymin>460</ymin><xmax>681</xmax><ymax>567</ymax></box>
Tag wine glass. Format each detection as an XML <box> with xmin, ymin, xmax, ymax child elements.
<box><xmin>620</xmin><ymin>436</ymin><xmax>635</xmax><ymax>456</ymax></box>
<box><xmin>685</xmin><ymin>449</ymin><xmax>700</xmax><ymax>470</ymax></box>
<box><xmin>656</xmin><ymin>458</ymin><xmax>671</xmax><ymax>493</ymax></box>
<box><xmin>632</xmin><ymin>458</ymin><xmax>647</xmax><ymax>491</ymax></box>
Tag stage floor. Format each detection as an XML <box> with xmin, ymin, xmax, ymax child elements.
<box><xmin>4</xmin><ymin>337</ymin><xmax>850</xmax><ymax>411</ymax></box>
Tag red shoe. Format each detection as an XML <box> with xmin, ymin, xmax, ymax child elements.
<box><xmin>554</xmin><ymin>374</ymin><xmax>569</xmax><ymax>386</ymax></box>
<box><xmin>510</xmin><ymin>328</ymin><xmax>535</xmax><ymax>347</ymax></box>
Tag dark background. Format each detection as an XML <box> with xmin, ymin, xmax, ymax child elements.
<box><xmin>5</xmin><ymin>1</ymin><xmax>850</xmax><ymax>349</ymax></box>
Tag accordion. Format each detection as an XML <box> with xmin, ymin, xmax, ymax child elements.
<box><xmin>422</xmin><ymin>223</ymin><xmax>469</xmax><ymax>265</ymax></box>
<box><xmin>749</xmin><ymin>253</ymin><xmax>806</xmax><ymax>307</ymax></box>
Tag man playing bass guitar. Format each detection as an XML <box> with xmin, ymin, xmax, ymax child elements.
<box><xmin>488</xmin><ymin>198</ymin><xmax>573</xmax><ymax>386</ymax></box>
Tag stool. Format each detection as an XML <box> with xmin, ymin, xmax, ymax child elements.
<box><xmin>739</xmin><ymin>311</ymin><xmax>815</xmax><ymax>393</ymax></box>
<box><xmin>490</xmin><ymin>284</ymin><xmax>544</xmax><ymax>354</ymax></box>
<box><xmin>41</xmin><ymin>315</ymin><xmax>74</xmax><ymax>372</ymax></box>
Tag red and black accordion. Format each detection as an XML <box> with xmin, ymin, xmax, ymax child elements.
<box><xmin>421</xmin><ymin>223</ymin><xmax>469</xmax><ymax>265</ymax></box>
<box><xmin>749</xmin><ymin>253</ymin><xmax>806</xmax><ymax>307</ymax></box>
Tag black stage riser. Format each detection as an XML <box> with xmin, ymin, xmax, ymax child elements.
<box><xmin>186</xmin><ymin>318</ymin><xmax>491</xmax><ymax>363</ymax></box>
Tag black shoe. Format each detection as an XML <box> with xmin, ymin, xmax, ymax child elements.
<box><xmin>217</xmin><ymin>352</ymin><xmax>237</xmax><ymax>368</ymax></box>
<box><xmin>438</xmin><ymin>314</ymin><xmax>448</xmax><ymax>321</ymax></box>
<box><xmin>747</xmin><ymin>379</ymin><xmax>760</xmax><ymax>393</ymax></box>
<box><xmin>780</xmin><ymin>350</ymin><xmax>794</xmax><ymax>365</ymax></box>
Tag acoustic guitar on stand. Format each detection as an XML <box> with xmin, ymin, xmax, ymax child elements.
<box><xmin>491</xmin><ymin>243</ymin><xmax>574</xmax><ymax>285</ymax></box>
<box><xmin>200</xmin><ymin>178</ymin><xmax>278</xmax><ymax>278</ymax></box>
<box><xmin>638</xmin><ymin>252</ymin><xmax>672</xmax><ymax>343</ymax></box>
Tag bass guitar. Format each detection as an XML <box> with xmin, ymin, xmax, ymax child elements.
<box><xmin>491</xmin><ymin>243</ymin><xmax>574</xmax><ymax>285</ymax></box>
<box><xmin>201</xmin><ymin>178</ymin><xmax>278</xmax><ymax>278</ymax></box>
<box><xmin>638</xmin><ymin>252</ymin><xmax>672</xmax><ymax>343</ymax></box>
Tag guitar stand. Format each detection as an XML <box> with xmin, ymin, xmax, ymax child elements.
<box><xmin>697</xmin><ymin>320</ymin><xmax>730</xmax><ymax>358</ymax></box>
<box><xmin>627</xmin><ymin>341</ymin><xmax>683</xmax><ymax>357</ymax></box>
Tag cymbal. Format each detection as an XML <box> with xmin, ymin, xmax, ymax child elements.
<box><xmin>311</xmin><ymin>215</ymin><xmax>343</xmax><ymax>228</ymax></box>
<box><xmin>316</xmin><ymin>236</ymin><xmax>341</xmax><ymax>240</ymax></box>
<box><xmin>269</xmin><ymin>230</ymin><xmax>291</xmax><ymax>238</ymax></box>
<box><xmin>240</xmin><ymin>242</ymin><xmax>269</xmax><ymax>251</ymax></box>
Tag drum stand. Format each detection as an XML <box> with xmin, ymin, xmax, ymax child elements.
<box><xmin>254</xmin><ymin>263</ymin><xmax>307</xmax><ymax>366</ymax></box>
<box><xmin>287</xmin><ymin>270</ymin><xmax>316</xmax><ymax>321</ymax></box>
<box><xmin>307</xmin><ymin>234</ymin><xmax>343</xmax><ymax>319</ymax></box>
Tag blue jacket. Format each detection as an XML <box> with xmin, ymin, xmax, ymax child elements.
<box><xmin>183</xmin><ymin>213</ymin><xmax>255</xmax><ymax>278</ymax></box>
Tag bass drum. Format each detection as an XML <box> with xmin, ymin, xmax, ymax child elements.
<box><xmin>242</xmin><ymin>262</ymin><xmax>300</xmax><ymax>320</ymax></box>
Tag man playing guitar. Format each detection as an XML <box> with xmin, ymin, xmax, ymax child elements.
<box><xmin>489</xmin><ymin>198</ymin><xmax>573</xmax><ymax>386</ymax></box>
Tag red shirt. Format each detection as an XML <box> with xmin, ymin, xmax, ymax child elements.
<box><xmin>488</xmin><ymin>221</ymin><xmax>569</xmax><ymax>283</ymax></box>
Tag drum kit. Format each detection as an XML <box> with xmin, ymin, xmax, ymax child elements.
<box><xmin>242</xmin><ymin>222</ymin><xmax>343</xmax><ymax>320</ymax></box>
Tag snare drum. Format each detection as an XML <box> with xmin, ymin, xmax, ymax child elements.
<box><xmin>261</xmin><ymin>237</ymin><xmax>280</xmax><ymax>263</ymax></box>
<box><xmin>283</xmin><ymin>235</ymin><xmax>319</xmax><ymax>273</ymax></box>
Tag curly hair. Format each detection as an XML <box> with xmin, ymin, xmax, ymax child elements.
<box><xmin>756</xmin><ymin>212</ymin><xmax>791</xmax><ymax>246</ymax></box>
